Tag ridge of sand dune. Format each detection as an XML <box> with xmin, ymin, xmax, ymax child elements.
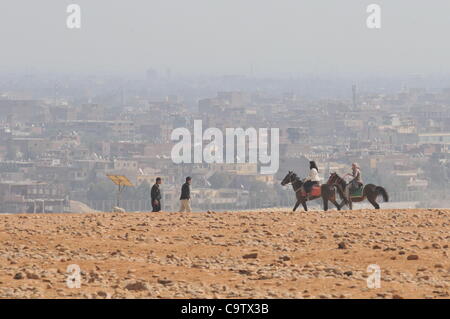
<box><xmin>0</xmin><ymin>209</ymin><xmax>449</xmax><ymax>299</ymax></box>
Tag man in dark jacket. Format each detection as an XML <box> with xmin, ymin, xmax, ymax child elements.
<box><xmin>151</xmin><ymin>177</ymin><xmax>162</xmax><ymax>212</ymax></box>
<box><xmin>179</xmin><ymin>176</ymin><xmax>192</xmax><ymax>212</ymax></box>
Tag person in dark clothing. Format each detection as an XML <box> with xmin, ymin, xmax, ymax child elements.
<box><xmin>151</xmin><ymin>177</ymin><xmax>162</xmax><ymax>212</ymax></box>
<box><xmin>179</xmin><ymin>176</ymin><xmax>192</xmax><ymax>212</ymax></box>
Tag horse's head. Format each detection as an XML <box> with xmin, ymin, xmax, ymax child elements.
<box><xmin>327</xmin><ymin>172</ymin><xmax>342</xmax><ymax>185</ymax></box>
<box><xmin>281</xmin><ymin>171</ymin><xmax>295</xmax><ymax>186</ymax></box>
<box><xmin>327</xmin><ymin>172</ymin><xmax>338</xmax><ymax>185</ymax></box>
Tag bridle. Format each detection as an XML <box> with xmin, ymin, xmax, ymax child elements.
<box><xmin>327</xmin><ymin>174</ymin><xmax>337</xmax><ymax>185</ymax></box>
<box><xmin>328</xmin><ymin>173</ymin><xmax>347</xmax><ymax>190</ymax></box>
<box><xmin>284</xmin><ymin>172</ymin><xmax>303</xmax><ymax>194</ymax></box>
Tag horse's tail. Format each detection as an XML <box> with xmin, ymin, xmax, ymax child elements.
<box><xmin>376</xmin><ymin>186</ymin><xmax>389</xmax><ymax>202</ymax></box>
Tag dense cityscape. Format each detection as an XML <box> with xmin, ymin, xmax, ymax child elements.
<box><xmin>1</xmin><ymin>72</ymin><xmax>449</xmax><ymax>214</ymax></box>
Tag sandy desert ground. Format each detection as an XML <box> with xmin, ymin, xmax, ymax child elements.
<box><xmin>0</xmin><ymin>208</ymin><xmax>449</xmax><ymax>299</ymax></box>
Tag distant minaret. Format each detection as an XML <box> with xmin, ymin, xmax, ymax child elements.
<box><xmin>54</xmin><ymin>83</ymin><xmax>60</xmax><ymax>106</ymax></box>
<box><xmin>324</xmin><ymin>161</ymin><xmax>330</xmax><ymax>179</ymax></box>
<box><xmin>120</xmin><ymin>86</ymin><xmax>124</xmax><ymax>107</ymax></box>
<box><xmin>352</xmin><ymin>84</ymin><xmax>357</xmax><ymax>109</ymax></box>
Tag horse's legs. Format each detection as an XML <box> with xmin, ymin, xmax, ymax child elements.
<box><xmin>368</xmin><ymin>197</ymin><xmax>380</xmax><ymax>209</ymax></box>
<box><xmin>323</xmin><ymin>198</ymin><xmax>329</xmax><ymax>211</ymax></box>
<box><xmin>301</xmin><ymin>201</ymin><xmax>308</xmax><ymax>211</ymax></box>
<box><xmin>338</xmin><ymin>200</ymin><xmax>346</xmax><ymax>208</ymax></box>
<box><xmin>331</xmin><ymin>199</ymin><xmax>341</xmax><ymax>210</ymax></box>
<box><xmin>341</xmin><ymin>186</ymin><xmax>352</xmax><ymax>210</ymax></box>
<box><xmin>293</xmin><ymin>200</ymin><xmax>301</xmax><ymax>212</ymax></box>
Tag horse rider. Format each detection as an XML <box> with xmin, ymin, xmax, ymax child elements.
<box><xmin>345</xmin><ymin>162</ymin><xmax>363</xmax><ymax>191</ymax></box>
<box><xmin>303</xmin><ymin>161</ymin><xmax>321</xmax><ymax>196</ymax></box>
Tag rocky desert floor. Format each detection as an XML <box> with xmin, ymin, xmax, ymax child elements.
<box><xmin>0</xmin><ymin>208</ymin><xmax>449</xmax><ymax>299</ymax></box>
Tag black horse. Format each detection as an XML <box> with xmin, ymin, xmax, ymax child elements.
<box><xmin>327</xmin><ymin>172</ymin><xmax>389</xmax><ymax>210</ymax></box>
<box><xmin>281</xmin><ymin>171</ymin><xmax>344</xmax><ymax>211</ymax></box>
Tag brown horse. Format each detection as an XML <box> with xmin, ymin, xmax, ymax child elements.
<box><xmin>327</xmin><ymin>172</ymin><xmax>389</xmax><ymax>210</ymax></box>
<box><xmin>281</xmin><ymin>171</ymin><xmax>345</xmax><ymax>211</ymax></box>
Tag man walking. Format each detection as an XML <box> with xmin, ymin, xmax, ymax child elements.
<box><xmin>179</xmin><ymin>176</ymin><xmax>192</xmax><ymax>212</ymax></box>
<box><xmin>151</xmin><ymin>177</ymin><xmax>162</xmax><ymax>212</ymax></box>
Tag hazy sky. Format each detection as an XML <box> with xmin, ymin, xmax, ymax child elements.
<box><xmin>1</xmin><ymin>0</ymin><xmax>450</xmax><ymax>76</ymax></box>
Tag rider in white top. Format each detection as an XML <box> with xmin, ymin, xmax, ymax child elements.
<box><xmin>303</xmin><ymin>161</ymin><xmax>321</xmax><ymax>195</ymax></box>
<box><xmin>304</xmin><ymin>167</ymin><xmax>321</xmax><ymax>182</ymax></box>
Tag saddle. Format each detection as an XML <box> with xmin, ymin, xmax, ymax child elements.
<box><xmin>349</xmin><ymin>183</ymin><xmax>364</xmax><ymax>198</ymax></box>
<box><xmin>300</xmin><ymin>185</ymin><xmax>321</xmax><ymax>198</ymax></box>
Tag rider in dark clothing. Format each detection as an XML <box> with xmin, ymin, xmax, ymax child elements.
<box><xmin>151</xmin><ymin>177</ymin><xmax>162</xmax><ymax>212</ymax></box>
